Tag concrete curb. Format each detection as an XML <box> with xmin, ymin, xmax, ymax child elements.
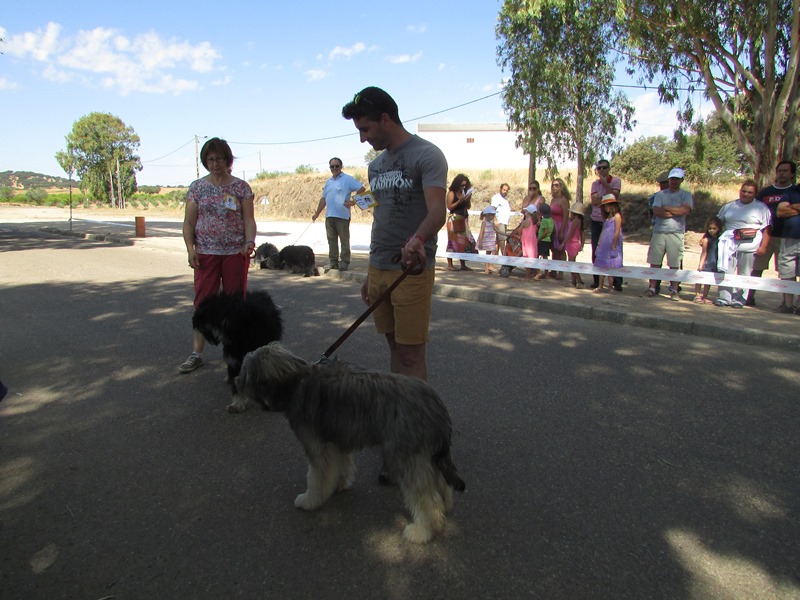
<box><xmin>330</xmin><ymin>270</ymin><xmax>800</xmax><ymax>353</ymax></box>
<box><xmin>40</xmin><ymin>227</ymin><xmax>135</xmax><ymax>246</ymax></box>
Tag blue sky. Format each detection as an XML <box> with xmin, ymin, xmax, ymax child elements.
<box><xmin>1</xmin><ymin>1</ymin><xmax>698</xmax><ymax>187</ymax></box>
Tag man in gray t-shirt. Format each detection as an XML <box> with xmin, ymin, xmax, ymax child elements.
<box><xmin>645</xmin><ymin>167</ymin><xmax>693</xmax><ymax>300</ymax></box>
<box><xmin>342</xmin><ymin>86</ymin><xmax>447</xmax><ymax>382</ymax></box>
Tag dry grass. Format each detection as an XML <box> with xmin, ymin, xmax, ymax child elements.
<box><xmin>251</xmin><ymin>168</ymin><xmax>741</xmax><ymax>234</ymax></box>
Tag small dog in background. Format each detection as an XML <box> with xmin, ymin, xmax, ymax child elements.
<box><xmin>264</xmin><ymin>245</ymin><xmax>319</xmax><ymax>277</ymax></box>
<box><xmin>253</xmin><ymin>243</ymin><xmax>278</xmax><ymax>269</ymax></box>
<box><xmin>192</xmin><ymin>290</ymin><xmax>283</xmax><ymax>412</ymax></box>
<box><xmin>236</xmin><ymin>342</ymin><xmax>466</xmax><ymax>543</ymax></box>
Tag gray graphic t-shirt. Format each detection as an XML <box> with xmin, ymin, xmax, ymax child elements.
<box><xmin>368</xmin><ymin>135</ymin><xmax>448</xmax><ymax>269</ymax></box>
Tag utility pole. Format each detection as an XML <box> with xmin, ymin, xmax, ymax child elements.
<box><xmin>195</xmin><ymin>134</ymin><xmax>208</xmax><ymax>179</ymax></box>
<box><xmin>116</xmin><ymin>157</ymin><xmax>124</xmax><ymax>209</ymax></box>
<box><xmin>195</xmin><ymin>135</ymin><xmax>200</xmax><ymax>179</ymax></box>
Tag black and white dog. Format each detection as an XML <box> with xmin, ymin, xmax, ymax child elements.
<box><xmin>264</xmin><ymin>245</ymin><xmax>319</xmax><ymax>277</ymax></box>
<box><xmin>192</xmin><ymin>290</ymin><xmax>283</xmax><ymax>412</ymax></box>
<box><xmin>236</xmin><ymin>342</ymin><xmax>466</xmax><ymax>543</ymax></box>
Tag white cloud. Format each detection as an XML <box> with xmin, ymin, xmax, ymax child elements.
<box><xmin>406</xmin><ymin>24</ymin><xmax>428</xmax><ymax>34</ymax></box>
<box><xmin>306</xmin><ymin>69</ymin><xmax>328</xmax><ymax>82</ymax></box>
<box><xmin>628</xmin><ymin>92</ymin><xmax>679</xmax><ymax>140</ymax></box>
<box><xmin>2</xmin><ymin>22</ymin><xmax>223</xmax><ymax>95</ymax></box>
<box><xmin>0</xmin><ymin>77</ymin><xmax>21</xmax><ymax>91</ymax></box>
<box><xmin>5</xmin><ymin>22</ymin><xmax>62</xmax><ymax>61</ymax></box>
<box><xmin>328</xmin><ymin>42</ymin><xmax>366</xmax><ymax>61</ymax></box>
<box><xmin>386</xmin><ymin>51</ymin><xmax>423</xmax><ymax>64</ymax></box>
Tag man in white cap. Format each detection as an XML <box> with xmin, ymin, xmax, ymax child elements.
<box><xmin>644</xmin><ymin>167</ymin><xmax>693</xmax><ymax>301</ymax></box>
<box><xmin>647</xmin><ymin>170</ymin><xmax>671</xmax><ymax>294</ymax></box>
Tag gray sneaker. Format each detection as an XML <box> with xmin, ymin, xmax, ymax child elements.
<box><xmin>179</xmin><ymin>354</ymin><xmax>203</xmax><ymax>373</ymax></box>
<box><xmin>339</xmin><ymin>264</ymin><xmax>349</xmax><ymax>272</ymax></box>
<box><xmin>323</xmin><ymin>264</ymin><xmax>339</xmax><ymax>273</ymax></box>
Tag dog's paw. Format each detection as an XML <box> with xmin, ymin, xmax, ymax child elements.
<box><xmin>403</xmin><ymin>523</ymin><xmax>434</xmax><ymax>544</ymax></box>
<box><xmin>294</xmin><ymin>493</ymin><xmax>319</xmax><ymax>510</ymax></box>
<box><xmin>227</xmin><ymin>395</ymin><xmax>248</xmax><ymax>413</ymax></box>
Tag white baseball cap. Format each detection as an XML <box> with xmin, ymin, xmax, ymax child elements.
<box><xmin>668</xmin><ymin>167</ymin><xmax>685</xmax><ymax>179</ymax></box>
<box><xmin>524</xmin><ymin>204</ymin><xmax>538</xmax><ymax>214</ymax></box>
<box><xmin>481</xmin><ymin>206</ymin><xmax>497</xmax><ymax>215</ymax></box>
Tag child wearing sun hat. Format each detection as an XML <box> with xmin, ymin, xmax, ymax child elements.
<box><xmin>593</xmin><ymin>194</ymin><xmax>623</xmax><ymax>293</ymax></box>
<box><xmin>477</xmin><ymin>206</ymin><xmax>501</xmax><ymax>274</ymax></box>
<box><xmin>565</xmin><ymin>202</ymin><xmax>586</xmax><ymax>288</ymax></box>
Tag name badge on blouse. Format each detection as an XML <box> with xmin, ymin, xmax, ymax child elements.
<box><xmin>224</xmin><ymin>195</ymin><xmax>238</xmax><ymax>211</ymax></box>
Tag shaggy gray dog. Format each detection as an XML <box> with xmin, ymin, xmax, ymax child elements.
<box><xmin>254</xmin><ymin>242</ymin><xmax>278</xmax><ymax>269</ymax></box>
<box><xmin>264</xmin><ymin>245</ymin><xmax>319</xmax><ymax>277</ymax></box>
<box><xmin>236</xmin><ymin>342</ymin><xmax>465</xmax><ymax>543</ymax></box>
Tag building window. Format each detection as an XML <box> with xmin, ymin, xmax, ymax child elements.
<box><xmin>466</xmin><ymin>137</ymin><xmax>475</xmax><ymax>144</ymax></box>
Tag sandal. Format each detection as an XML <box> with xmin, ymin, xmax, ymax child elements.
<box><xmin>693</xmin><ymin>295</ymin><xmax>704</xmax><ymax>304</ymax></box>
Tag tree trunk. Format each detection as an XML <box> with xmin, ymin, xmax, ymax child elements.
<box><xmin>528</xmin><ymin>153</ymin><xmax>537</xmax><ymax>186</ymax></box>
<box><xmin>108</xmin><ymin>170</ymin><xmax>115</xmax><ymax>207</ymax></box>
<box><xmin>576</xmin><ymin>155</ymin><xmax>585</xmax><ymax>203</ymax></box>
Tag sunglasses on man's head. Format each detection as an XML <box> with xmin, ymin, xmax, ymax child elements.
<box><xmin>330</xmin><ymin>164</ymin><xmax>342</xmax><ymax>169</ymax></box>
<box><xmin>353</xmin><ymin>93</ymin><xmax>375</xmax><ymax>106</ymax></box>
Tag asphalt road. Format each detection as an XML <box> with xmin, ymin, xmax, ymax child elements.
<box><xmin>1</xmin><ymin>226</ymin><xmax>799</xmax><ymax>599</ymax></box>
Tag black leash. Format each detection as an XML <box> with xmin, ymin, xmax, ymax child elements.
<box><xmin>318</xmin><ymin>258</ymin><xmax>424</xmax><ymax>363</ymax></box>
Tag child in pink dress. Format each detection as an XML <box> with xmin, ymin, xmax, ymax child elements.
<box><xmin>520</xmin><ymin>204</ymin><xmax>540</xmax><ymax>281</ymax></box>
<box><xmin>477</xmin><ymin>206</ymin><xmax>500</xmax><ymax>274</ymax></box>
<box><xmin>565</xmin><ymin>202</ymin><xmax>586</xmax><ymax>288</ymax></box>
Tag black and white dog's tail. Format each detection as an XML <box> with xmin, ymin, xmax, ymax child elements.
<box><xmin>434</xmin><ymin>444</ymin><xmax>466</xmax><ymax>492</ymax></box>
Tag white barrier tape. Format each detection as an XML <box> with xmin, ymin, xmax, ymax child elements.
<box><xmin>445</xmin><ymin>252</ymin><xmax>800</xmax><ymax>295</ymax></box>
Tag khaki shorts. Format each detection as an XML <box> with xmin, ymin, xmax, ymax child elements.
<box><xmin>647</xmin><ymin>231</ymin><xmax>685</xmax><ymax>268</ymax></box>
<box><xmin>368</xmin><ymin>264</ymin><xmax>435</xmax><ymax>345</ymax></box>
<box><xmin>752</xmin><ymin>236</ymin><xmax>780</xmax><ymax>271</ymax></box>
<box><xmin>778</xmin><ymin>238</ymin><xmax>800</xmax><ymax>279</ymax></box>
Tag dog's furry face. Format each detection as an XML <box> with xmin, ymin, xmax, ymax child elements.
<box><xmin>254</xmin><ymin>243</ymin><xmax>278</xmax><ymax>265</ymax></box>
<box><xmin>192</xmin><ymin>291</ymin><xmax>283</xmax><ymax>411</ymax></box>
<box><xmin>237</xmin><ymin>342</ymin><xmax>465</xmax><ymax>543</ymax></box>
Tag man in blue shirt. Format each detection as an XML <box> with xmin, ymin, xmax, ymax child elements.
<box><xmin>313</xmin><ymin>157</ymin><xmax>365</xmax><ymax>272</ymax></box>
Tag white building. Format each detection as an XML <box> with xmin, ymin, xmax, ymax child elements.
<box><xmin>415</xmin><ymin>123</ymin><xmax>529</xmax><ymax>170</ymax></box>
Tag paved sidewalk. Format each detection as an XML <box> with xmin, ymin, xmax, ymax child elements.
<box><xmin>4</xmin><ymin>206</ymin><xmax>798</xmax><ymax>351</ymax></box>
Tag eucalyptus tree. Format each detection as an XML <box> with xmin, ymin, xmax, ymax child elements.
<box><xmin>57</xmin><ymin>113</ymin><xmax>142</xmax><ymax>206</ymax></box>
<box><xmin>619</xmin><ymin>0</ymin><xmax>799</xmax><ymax>186</ymax></box>
<box><xmin>497</xmin><ymin>0</ymin><xmax>635</xmax><ymax>200</ymax></box>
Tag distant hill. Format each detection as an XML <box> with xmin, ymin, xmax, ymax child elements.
<box><xmin>0</xmin><ymin>171</ymin><xmax>78</xmax><ymax>190</ymax></box>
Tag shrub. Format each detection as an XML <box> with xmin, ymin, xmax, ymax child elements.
<box><xmin>0</xmin><ymin>187</ymin><xmax>14</xmax><ymax>202</ymax></box>
<box><xmin>26</xmin><ymin>188</ymin><xmax>48</xmax><ymax>205</ymax></box>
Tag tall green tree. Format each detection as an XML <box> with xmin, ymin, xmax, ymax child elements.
<box><xmin>497</xmin><ymin>0</ymin><xmax>635</xmax><ymax>200</ymax></box>
<box><xmin>57</xmin><ymin>113</ymin><xmax>142</xmax><ymax>206</ymax></box>
<box><xmin>619</xmin><ymin>0</ymin><xmax>799</xmax><ymax>187</ymax></box>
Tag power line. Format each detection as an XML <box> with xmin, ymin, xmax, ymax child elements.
<box><xmin>141</xmin><ymin>137</ymin><xmax>195</xmax><ymax>164</ymax></box>
<box><xmin>144</xmin><ymin>84</ymin><xmax>699</xmax><ymax>167</ymax></box>
<box><xmin>229</xmin><ymin>91</ymin><xmax>506</xmax><ymax>147</ymax></box>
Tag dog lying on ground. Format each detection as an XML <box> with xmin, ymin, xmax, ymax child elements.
<box><xmin>253</xmin><ymin>242</ymin><xmax>278</xmax><ymax>269</ymax></box>
<box><xmin>236</xmin><ymin>342</ymin><xmax>466</xmax><ymax>543</ymax></box>
<box><xmin>264</xmin><ymin>245</ymin><xmax>319</xmax><ymax>277</ymax></box>
<box><xmin>192</xmin><ymin>291</ymin><xmax>283</xmax><ymax>412</ymax></box>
